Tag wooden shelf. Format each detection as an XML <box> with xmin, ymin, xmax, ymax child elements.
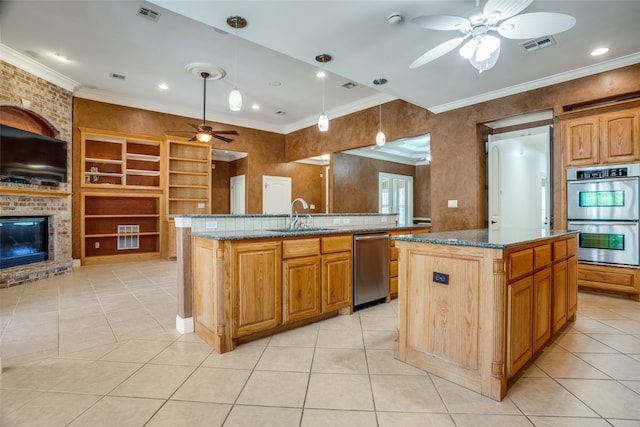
<box><xmin>81</xmin><ymin>129</ymin><xmax>162</xmax><ymax>189</ymax></box>
<box><xmin>169</xmin><ymin>156</ymin><xmax>209</xmax><ymax>163</ymax></box>
<box><xmin>169</xmin><ymin>198</ymin><xmax>209</xmax><ymax>202</ymax></box>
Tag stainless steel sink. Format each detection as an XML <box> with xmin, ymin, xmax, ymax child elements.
<box><xmin>267</xmin><ymin>227</ymin><xmax>333</xmax><ymax>233</ymax></box>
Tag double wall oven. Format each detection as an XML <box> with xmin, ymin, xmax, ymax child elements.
<box><xmin>567</xmin><ymin>164</ymin><xmax>640</xmax><ymax>266</ymax></box>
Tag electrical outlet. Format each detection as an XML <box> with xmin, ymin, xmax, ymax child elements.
<box><xmin>205</xmin><ymin>220</ymin><xmax>217</xmax><ymax>230</ymax></box>
<box><xmin>433</xmin><ymin>272</ymin><xmax>449</xmax><ymax>285</ymax></box>
<box><xmin>310</xmin><ymin>204</ymin><xmax>315</xmax><ymax>209</ymax></box>
<box><xmin>95</xmin><ymin>242</ymin><xmax>100</xmax><ymax>249</ymax></box>
<box><xmin>197</xmin><ymin>202</ymin><xmax>205</xmax><ymax>209</ymax></box>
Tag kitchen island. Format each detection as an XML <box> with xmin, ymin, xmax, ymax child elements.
<box><xmin>171</xmin><ymin>213</ymin><xmax>429</xmax><ymax>353</ymax></box>
<box><xmin>393</xmin><ymin>229</ymin><xmax>578</xmax><ymax>401</ymax></box>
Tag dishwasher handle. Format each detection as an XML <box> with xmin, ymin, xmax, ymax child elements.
<box><xmin>353</xmin><ymin>233</ymin><xmax>389</xmax><ymax>241</ymax></box>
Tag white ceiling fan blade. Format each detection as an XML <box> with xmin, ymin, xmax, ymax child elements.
<box><xmin>410</xmin><ymin>36</ymin><xmax>468</xmax><ymax>69</ymax></box>
<box><xmin>410</xmin><ymin>15</ymin><xmax>471</xmax><ymax>31</ymax></box>
<box><xmin>483</xmin><ymin>0</ymin><xmax>534</xmax><ymax>21</ymax></box>
<box><xmin>498</xmin><ymin>12</ymin><xmax>576</xmax><ymax>39</ymax></box>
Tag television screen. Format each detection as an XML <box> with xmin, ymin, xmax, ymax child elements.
<box><xmin>0</xmin><ymin>124</ymin><xmax>68</xmax><ymax>184</ymax></box>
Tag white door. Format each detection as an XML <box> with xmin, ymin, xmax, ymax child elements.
<box><xmin>262</xmin><ymin>175</ymin><xmax>292</xmax><ymax>214</ymax></box>
<box><xmin>488</xmin><ymin>125</ymin><xmax>551</xmax><ymax>230</ymax></box>
<box><xmin>230</xmin><ymin>175</ymin><xmax>246</xmax><ymax>214</ymax></box>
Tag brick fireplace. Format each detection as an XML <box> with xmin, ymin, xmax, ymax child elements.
<box><xmin>1</xmin><ymin>59</ymin><xmax>75</xmax><ymax>287</ymax></box>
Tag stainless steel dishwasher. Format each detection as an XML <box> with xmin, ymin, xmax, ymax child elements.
<box><xmin>353</xmin><ymin>232</ymin><xmax>389</xmax><ymax>311</ymax></box>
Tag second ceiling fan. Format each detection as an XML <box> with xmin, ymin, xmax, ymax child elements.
<box><xmin>409</xmin><ymin>0</ymin><xmax>576</xmax><ymax>73</ymax></box>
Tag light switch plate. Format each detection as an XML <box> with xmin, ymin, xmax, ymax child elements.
<box><xmin>448</xmin><ymin>200</ymin><xmax>458</xmax><ymax>208</ymax></box>
<box><xmin>197</xmin><ymin>202</ymin><xmax>205</xmax><ymax>209</ymax></box>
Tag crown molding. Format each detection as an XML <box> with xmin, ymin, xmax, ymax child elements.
<box><xmin>1</xmin><ymin>44</ymin><xmax>80</xmax><ymax>92</ymax></box>
<box><xmin>429</xmin><ymin>53</ymin><xmax>640</xmax><ymax>114</ymax></box>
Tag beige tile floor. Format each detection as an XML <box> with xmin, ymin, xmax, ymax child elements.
<box><xmin>1</xmin><ymin>259</ymin><xmax>640</xmax><ymax>426</ymax></box>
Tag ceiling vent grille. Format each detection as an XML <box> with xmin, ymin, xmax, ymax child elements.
<box><xmin>137</xmin><ymin>7</ymin><xmax>161</xmax><ymax>22</ymax></box>
<box><xmin>110</xmin><ymin>73</ymin><xmax>126</xmax><ymax>80</ymax></box>
<box><xmin>275</xmin><ymin>111</ymin><xmax>287</xmax><ymax>115</ymax></box>
<box><xmin>521</xmin><ymin>35</ymin><xmax>556</xmax><ymax>52</ymax></box>
<box><xmin>342</xmin><ymin>82</ymin><xmax>357</xmax><ymax>89</ymax></box>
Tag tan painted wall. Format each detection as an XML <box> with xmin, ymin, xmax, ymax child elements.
<box><xmin>286</xmin><ymin>64</ymin><xmax>640</xmax><ymax>231</ymax></box>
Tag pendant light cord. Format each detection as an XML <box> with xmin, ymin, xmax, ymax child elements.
<box><xmin>233</xmin><ymin>23</ymin><xmax>238</xmax><ymax>88</ymax></box>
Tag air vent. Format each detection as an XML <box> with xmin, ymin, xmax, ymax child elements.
<box><xmin>521</xmin><ymin>35</ymin><xmax>556</xmax><ymax>52</ymax></box>
<box><xmin>137</xmin><ymin>7</ymin><xmax>161</xmax><ymax>22</ymax></box>
<box><xmin>342</xmin><ymin>82</ymin><xmax>357</xmax><ymax>89</ymax></box>
<box><xmin>109</xmin><ymin>73</ymin><xmax>126</xmax><ymax>80</ymax></box>
<box><xmin>275</xmin><ymin>111</ymin><xmax>287</xmax><ymax>116</ymax></box>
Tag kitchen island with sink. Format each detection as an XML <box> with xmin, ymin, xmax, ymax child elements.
<box><xmin>171</xmin><ymin>213</ymin><xmax>429</xmax><ymax>354</ymax></box>
<box><xmin>392</xmin><ymin>228</ymin><xmax>578</xmax><ymax>401</ymax></box>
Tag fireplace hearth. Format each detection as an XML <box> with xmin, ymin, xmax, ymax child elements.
<box><xmin>0</xmin><ymin>216</ymin><xmax>49</xmax><ymax>270</ymax></box>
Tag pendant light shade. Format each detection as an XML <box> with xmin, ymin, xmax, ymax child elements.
<box><xmin>227</xmin><ymin>16</ymin><xmax>246</xmax><ymax>111</ymax></box>
<box><xmin>459</xmin><ymin>34</ymin><xmax>501</xmax><ymax>74</ymax></box>
<box><xmin>318</xmin><ymin>113</ymin><xmax>329</xmax><ymax>132</ymax></box>
<box><xmin>376</xmin><ymin>102</ymin><xmax>385</xmax><ymax>146</ymax></box>
<box><xmin>316</xmin><ymin>54</ymin><xmax>331</xmax><ymax>133</ymax></box>
<box><xmin>229</xmin><ymin>88</ymin><xmax>242</xmax><ymax>111</ymax></box>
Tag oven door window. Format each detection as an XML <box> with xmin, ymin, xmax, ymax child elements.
<box><xmin>579</xmin><ymin>233</ymin><xmax>625</xmax><ymax>251</ymax></box>
<box><xmin>578</xmin><ymin>190</ymin><xmax>625</xmax><ymax>208</ymax></box>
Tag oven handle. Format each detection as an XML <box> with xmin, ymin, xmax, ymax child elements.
<box><xmin>567</xmin><ymin>221</ymin><xmax>639</xmax><ymax>226</ymax></box>
<box><xmin>567</xmin><ymin>177</ymin><xmax>639</xmax><ymax>184</ymax></box>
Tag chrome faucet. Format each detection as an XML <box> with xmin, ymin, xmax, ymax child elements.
<box><xmin>290</xmin><ymin>198</ymin><xmax>309</xmax><ymax>229</ymax></box>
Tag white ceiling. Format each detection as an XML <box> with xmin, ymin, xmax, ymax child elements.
<box><xmin>1</xmin><ymin>0</ymin><xmax>639</xmax><ymax>140</ymax></box>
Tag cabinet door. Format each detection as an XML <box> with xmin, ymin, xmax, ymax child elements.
<box><xmin>567</xmin><ymin>256</ymin><xmax>578</xmax><ymax>320</ymax></box>
<box><xmin>507</xmin><ymin>276</ymin><xmax>533</xmax><ymax>378</ymax></box>
<box><xmin>600</xmin><ymin>109</ymin><xmax>640</xmax><ymax>164</ymax></box>
<box><xmin>533</xmin><ymin>268</ymin><xmax>552</xmax><ymax>353</ymax></box>
<box><xmin>322</xmin><ymin>251</ymin><xmax>352</xmax><ymax>312</ymax></box>
<box><xmin>283</xmin><ymin>256</ymin><xmax>321</xmax><ymax>324</ymax></box>
<box><xmin>552</xmin><ymin>260</ymin><xmax>568</xmax><ymax>333</ymax></box>
<box><xmin>232</xmin><ymin>242</ymin><xmax>281</xmax><ymax>337</ymax></box>
<box><xmin>563</xmin><ymin>116</ymin><xmax>599</xmax><ymax>166</ymax></box>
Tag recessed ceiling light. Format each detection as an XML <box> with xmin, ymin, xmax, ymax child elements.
<box><xmin>251</xmin><ymin>104</ymin><xmax>260</xmax><ymax>110</ymax></box>
<box><xmin>591</xmin><ymin>47</ymin><xmax>610</xmax><ymax>56</ymax></box>
<box><xmin>53</xmin><ymin>52</ymin><xmax>70</xmax><ymax>62</ymax></box>
<box><xmin>158</xmin><ymin>83</ymin><xmax>168</xmax><ymax>90</ymax></box>
<box><xmin>316</xmin><ymin>71</ymin><xmax>326</xmax><ymax>78</ymax></box>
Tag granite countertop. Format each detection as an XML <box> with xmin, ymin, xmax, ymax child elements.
<box><xmin>392</xmin><ymin>228</ymin><xmax>577</xmax><ymax>249</ymax></box>
<box><xmin>191</xmin><ymin>224</ymin><xmax>429</xmax><ymax>241</ymax></box>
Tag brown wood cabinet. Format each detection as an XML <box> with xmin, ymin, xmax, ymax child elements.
<box><xmin>388</xmin><ymin>228</ymin><xmax>430</xmax><ymax>298</ymax></box>
<box><xmin>282</xmin><ymin>239</ymin><xmax>321</xmax><ymax>324</ymax></box>
<box><xmin>507</xmin><ymin>275</ymin><xmax>533</xmax><ymax>377</ymax></box>
<box><xmin>231</xmin><ymin>241</ymin><xmax>281</xmax><ymax>337</ymax></box>
<box><xmin>532</xmin><ymin>267</ymin><xmax>552</xmax><ymax>353</ymax></box>
<box><xmin>321</xmin><ymin>235</ymin><xmax>352</xmax><ymax>312</ymax></box>
<box><xmin>578</xmin><ymin>262</ymin><xmax>640</xmax><ymax>301</ymax></box>
<box><xmin>563</xmin><ymin>107</ymin><xmax>640</xmax><ymax>167</ymax></box>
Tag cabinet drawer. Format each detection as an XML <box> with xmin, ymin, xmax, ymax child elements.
<box><xmin>282</xmin><ymin>238</ymin><xmax>320</xmax><ymax>258</ymax></box>
<box><xmin>553</xmin><ymin>240</ymin><xmax>567</xmax><ymax>261</ymax></box>
<box><xmin>509</xmin><ymin>249</ymin><xmax>533</xmax><ymax>281</ymax></box>
<box><xmin>534</xmin><ymin>244</ymin><xmax>552</xmax><ymax>270</ymax></box>
<box><xmin>390</xmin><ymin>259</ymin><xmax>398</xmax><ymax>277</ymax></box>
<box><xmin>322</xmin><ymin>235</ymin><xmax>352</xmax><ymax>254</ymax></box>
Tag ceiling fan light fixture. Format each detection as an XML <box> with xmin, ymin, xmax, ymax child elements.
<box><xmin>470</xmin><ymin>43</ymin><xmax>501</xmax><ymax>73</ymax></box>
<box><xmin>459</xmin><ymin>39</ymin><xmax>478</xmax><ymax>59</ymax></box>
<box><xmin>196</xmin><ymin>132</ymin><xmax>213</xmax><ymax>143</ymax></box>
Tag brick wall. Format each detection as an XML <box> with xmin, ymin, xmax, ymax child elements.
<box><xmin>0</xmin><ymin>61</ymin><xmax>74</xmax><ymax>287</ymax></box>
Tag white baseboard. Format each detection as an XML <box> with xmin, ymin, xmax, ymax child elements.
<box><xmin>176</xmin><ymin>315</ymin><xmax>194</xmax><ymax>334</ymax></box>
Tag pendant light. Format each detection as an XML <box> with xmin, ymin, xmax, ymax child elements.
<box><xmin>227</xmin><ymin>16</ymin><xmax>246</xmax><ymax>111</ymax></box>
<box><xmin>373</xmin><ymin>78</ymin><xmax>388</xmax><ymax>146</ymax></box>
<box><xmin>315</xmin><ymin>54</ymin><xmax>331</xmax><ymax>132</ymax></box>
<box><xmin>376</xmin><ymin>102</ymin><xmax>386</xmax><ymax>146</ymax></box>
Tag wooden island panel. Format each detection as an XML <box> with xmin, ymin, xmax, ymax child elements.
<box><xmin>395</xmin><ymin>231</ymin><xmax>577</xmax><ymax>401</ymax></box>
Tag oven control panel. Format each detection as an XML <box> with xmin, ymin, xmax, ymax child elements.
<box><xmin>575</xmin><ymin>167</ymin><xmax>628</xmax><ymax>180</ymax></box>
<box><xmin>567</xmin><ymin>164</ymin><xmax>640</xmax><ymax>181</ymax></box>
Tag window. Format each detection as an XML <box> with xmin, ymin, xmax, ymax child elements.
<box><xmin>379</xmin><ymin>172</ymin><xmax>413</xmax><ymax>226</ymax></box>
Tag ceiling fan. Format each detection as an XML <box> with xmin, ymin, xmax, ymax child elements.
<box><xmin>409</xmin><ymin>0</ymin><xmax>576</xmax><ymax>73</ymax></box>
<box><xmin>169</xmin><ymin>71</ymin><xmax>239</xmax><ymax>143</ymax></box>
